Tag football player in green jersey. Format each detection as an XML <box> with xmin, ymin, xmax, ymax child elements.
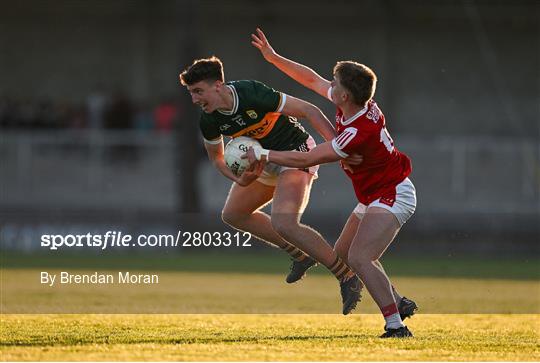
<box><xmin>179</xmin><ymin>56</ymin><xmax>361</xmax><ymax>314</ymax></box>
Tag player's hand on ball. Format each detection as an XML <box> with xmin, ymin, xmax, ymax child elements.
<box><xmin>242</xmin><ymin>146</ymin><xmax>268</xmax><ymax>163</ymax></box>
<box><xmin>251</xmin><ymin>28</ymin><xmax>277</xmax><ymax>63</ymax></box>
<box><xmin>244</xmin><ymin>147</ymin><xmax>257</xmax><ymax>165</ymax></box>
<box><xmin>236</xmin><ymin>158</ymin><xmax>266</xmax><ymax>187</ymax></box>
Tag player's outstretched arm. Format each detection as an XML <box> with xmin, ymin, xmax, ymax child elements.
<box><xmin>204</xmin><ymin>141</ymin><xmax>264</xmax><ymax>186</ymax></box>
<box><xmin>245</xmin><ymin>142</ymin><xmax>342</xmax><ymax>169</ymax></box>
<box><xmin>251</xmin><ymin>28</ymin><xmax>331</xmax><ymax>99</ymax></box>
<box><xmin>281</xmin><ymin>96</ymin><xmax>336</xmax><ymax>141</ymax></box>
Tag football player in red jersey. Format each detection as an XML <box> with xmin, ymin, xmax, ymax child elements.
<box><xmin>249</xmin><ymin>28</ymin><xmax>418</xmax><ymax>338</ymax></box>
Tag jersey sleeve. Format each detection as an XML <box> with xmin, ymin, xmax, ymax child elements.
<box><xmin>331</xmin><ymin>126</ymin><xmax>369</xmax><ymax>157</ymax></box>
<box><xmin>249</xmin><ymin>80</ymin><xmax>286</xmax><ymax>113</ymax></box>
<box><xmin>199</xmin><ymin>114</ymin><xmax>222</xmax><ymax>144</ymax></box>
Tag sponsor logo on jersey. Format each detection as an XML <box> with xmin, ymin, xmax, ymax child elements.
<box><xmin>232</xmin><ymin>112</ymin><xmax>280</xmax><ymax>139</ymax></box>
<box><xmin>246</xmin><ymin>110</ymin><xmax>258</xmax><ymax>119</ymax></box>
<box><xmin>219</xmin><ymin>124</ymin><xmax>232</xmax><ymax>131</ymax></box>
<box><xmin>242</xmin><ymin>120</ymin><xmax>271</xmax><ymax>138</ymax></box>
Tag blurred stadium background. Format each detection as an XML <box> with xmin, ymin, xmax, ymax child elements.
<box><xmin>1</xmin><ymin>0</ymin><xmax>538</xmax><ymax>260</ymax></box>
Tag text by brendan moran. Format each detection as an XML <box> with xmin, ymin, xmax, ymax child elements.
<box><xmin>40</xmin><ymin>271</ymin><xmax>159</xmax><ymax>286</ymax></box>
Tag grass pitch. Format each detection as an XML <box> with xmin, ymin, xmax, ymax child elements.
<box><xmin>1</xmin><ymin>314</ymin><xmax>539</xmax><ymax>361</ymax></box>
<box><xmin>1</xmin><ymin>252</ymin><xmax>539</xmax><ymax>360</ymax></box>
<box><xmin>2</xmin><ymin>252</ymin><xmax>538</xmax><ymax>314</ymax></box>
<box><xmin>1</xmin><ymin>270</ymin><xmax>539</xmax><ymax>314</ymax></box>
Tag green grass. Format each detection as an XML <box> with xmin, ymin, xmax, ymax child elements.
<box><xmin>2</xmin><ymin>251</ymin><xmax>539</xmax><ymax>313</ymax></box>
<box><xmin>3</xmin><ymin>250</ymin><xmax>539</xmax><ymax>280</ymax></box>
<box><xmin>1</xmin><ymin>314</ymin><xmax>539</xmax><ymax>361</ymax></box>
<box><xmin>1</xmin><ymin>269</ymin><xmax>539</xmax><ymax>314</ymax></box>
<box><xmin>1</xmin><ymin>253</ymin><xmax>539</xmax><ymax>360</ymax></box>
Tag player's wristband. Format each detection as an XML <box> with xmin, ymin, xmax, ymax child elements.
<box><xmin>253</xmin><ymin>146</ymin><xmax>270</xmax><ymax>161</ymax></box>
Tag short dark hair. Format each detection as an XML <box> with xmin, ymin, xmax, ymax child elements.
<box><xmin>179</xmin><ymin>56</ymin><xmax>224</xmax><ymax>86</ymax></box>
<box><xmin>333</xmin><ymin>61</ymin><xmax>377</xmax><ymax>107</ymax></box>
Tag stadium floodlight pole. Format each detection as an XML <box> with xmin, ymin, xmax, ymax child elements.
<box><xmin>175</xmin><ymin>0</ymin><xmax>202</xmax><ymax>213</ymax></box>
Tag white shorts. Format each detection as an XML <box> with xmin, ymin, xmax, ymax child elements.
<box><xmin>353</xmin><ymin>178</ymin><xmax>416</xmax><ymax>226</ymax></box>
<box><xmin>257</xmin><ymin>136</ymin><xmax>319</xmax><ymax>186</ymax></box>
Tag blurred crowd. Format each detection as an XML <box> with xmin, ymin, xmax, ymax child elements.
<box><xmin>0</xmin><ymin>91</ymin><xmax>182</xmax><ymax>132</ymax></box>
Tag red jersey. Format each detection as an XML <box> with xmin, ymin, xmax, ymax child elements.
<box><xmin>331</xmin><ymin>100</ymin><xmax>412</xmax><ymax>206</ymax></box>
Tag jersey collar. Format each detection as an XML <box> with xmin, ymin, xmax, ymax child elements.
<box><xmin>217</xmin><ymin>84</ymin><xmax>239</xmax><ymax>115</ymax></box>
<box><xmin>341</xmin><ymin>105</ymin><xmax>368</xmax><ymax>126</ymax></box>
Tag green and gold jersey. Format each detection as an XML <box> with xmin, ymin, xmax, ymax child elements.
<box><xmin>199</xmin><ymin>80</ymin><xmax>309</xmax><ymax>151</ymax></box>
